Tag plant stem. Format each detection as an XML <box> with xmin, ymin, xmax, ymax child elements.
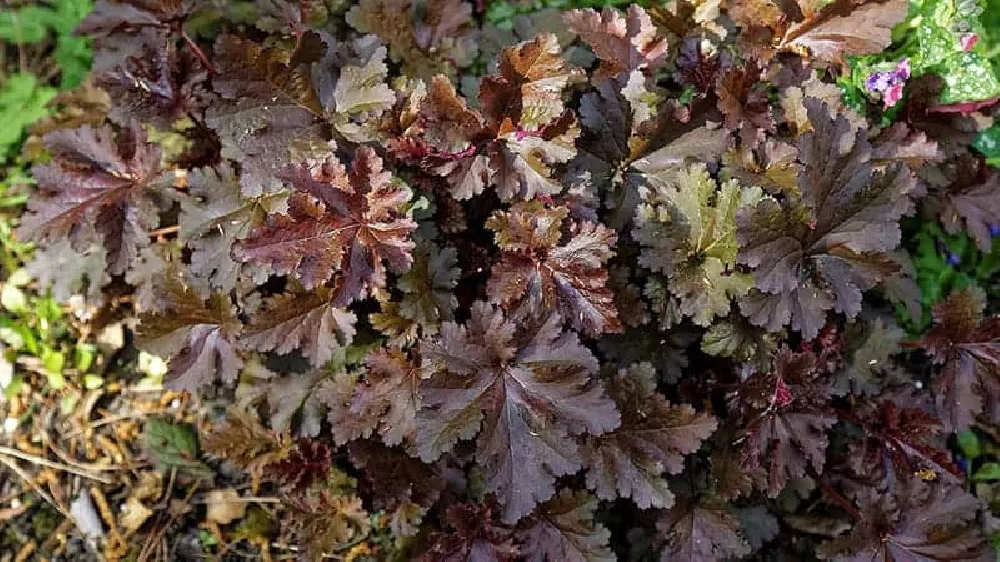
<box><xmin>0</xmin><ymin>445</ymin><xmax>114</xmax><ymax>483</ymax></box>
<box><xmin>181</xmin><ymin>30</ymin><xmax>216</xmax><ymax>76</ymax></box>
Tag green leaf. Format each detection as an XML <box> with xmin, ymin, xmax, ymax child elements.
<box><xmin>55</xmin><ymin>36</ymin><xmax>92</xmax><ymax>89</ymax></box>
<box><xmin>50</xmin><ymin>0</ymin><xmax>94</xmax><ymax>34</ymax></box>
<box><xmin>0</xmin><ymin>6</ymin><xmax>58</xmax><ymax>44</ymax></box>
<box><xmin>75</xmin><ymin>343</ymin><xmax>96</xmax><ymax>372</ymax></box>
<box><xmin>845</xmin><ymin>0</ymin><xmax>1000</xmax><ymax>109</ymax></box>
<box><xmin>7</xmin><ymin>270</ymin><xmax>31</xmax><ymax>288</ymax></box>
<box><xmin>41</xmin><ymin>347</ymin><xmax>64</xmax><ymax>374</ymax></box>
<box><xmin>232</xmin><ymin>506</ymin><xmax>278</xmax><ymax>542</ymax></box>
<box><xmin>633</xmin><ymin>164</ymin><xmax>761</xmax><ymax>327</ymax></box>
<box><xmin>1</xmin><ymin>284</ymin><xmax>28</xmax><ymax>314</ymax></box>
<box><xmin>60</xmin><ymin>393</ymin><xmax>77</xmax><ymax>415</ymax></box>
<box><xmin>40</xmin><ymin>347</ymin><xmax>65</xmax><ymax>389</ymax></box>
<box><xmin>83</xmin><ymin>374</ymin><xmax>104</xmax><ymax>390</ymax></box>
<box><xmin>935</xmin><ymin>52</ymin><xmax>1000</xmax><ymax>104</ymax></box>
<box><xmin>199</xmin><ymin>529</ymin><xmax>220</xmax><ymax>548</ymax></box>
<box><xmin>973</xmin><ymin>124</ymin><xmax>1000</xmax><ymax>163</ymax></box>
<box><xmin>971</xmin><ymin>462</ymin><xmax>1000</xmax><ymax>482</ymax></box>
<box><xmin>142</xmin><ymin>417</ymin><xmax>214</xmax><ymax>479</ymax></box>
<box><xmin>0</xmin><ymin>317</ymin><xmax>38</xmax><ymax>353</ymax></box>
<box><xmin>0</xmin><ymin>73</ymin><xmax>57</xmax><ymax>164</ymax></box>
<box><xmin>3</xmin><ymin>373</ymin><xmax>24</xmax><ymax>399</ymax></box>
<box><xmin>956</xmin><ymin>430</ymin><xmax>981</xmax><ymax>459</ymax></box>
<box><xmin>912</xmin><ymin>20</ymin><xmax>955</xmax><ymax>70</ymax></box>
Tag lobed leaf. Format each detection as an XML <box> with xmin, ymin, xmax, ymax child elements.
<box><xmin>516</xmin><ymin>488</ymin><xmax>615</xmax><ymax>562</ymax></box>
<box><xmin>347</xmin><ymin>0</ymin><xmax>478</xmax><ymax>80</ymax></box>
<box><xmin>634</xmin><ymin>164</ymin><xmax>761</xmax><ymax>327</ymax></box>
<box><xmin>206</xmin><ymin>34</ymin><xmax>329</xmax><ymax>196</ymax></box>
<box><xmin>178</xmin><ymin>165</ymin><xmax>281</xmax><ymax>291</ymax></box>
<box><xmin>137</xmin><ymin>271</ymin><xmax>243</xmax><ymax>391</ymax></box>
<box><xmin>234</xmin><ymin>148</ymin><xmax>417</xmax><ymax>304</ymax></box>
<box><xmin>582</xmin><ymin>363</ymin><xmax>717</xmax><ymax>509</ymax></box>
<box><xmin>780</xmin><ymin>0</ymin><xmax>908</xmax><ymax>66</ymax></box>
<box><xmin>416</xmin><ymin>302</ymin><xmax>619</xmax><ymax>522</ymax></box>
<box><xmin>486</xmin><ymin>202</ymin><xmax>620</xmax><ymax>336</ymax></box>
<box><xmin>18</xmin><ymin>123</ymin><xmax>164</xmax><ymax>275</ymax></box>
<box><xmin>733</xmin><ymin>348</ymin><xmax>836</xmax><ymax>496</ymax></box>
<box><xmin>919</xmin><ymin>287</ymin><xmax>1000</xmax><ymax>430</ymax></box>
<box><xmin>78</xmin><ymin>0</ymin><xmax>194</xmax><ymax>73</ymax></box>
<box><xmin>96</xmin><ymin>34</ymin><xmax>209</xmax><ymax>128</ymax></box>
<box><xmin>737</xmin><ymin>99</ymin><xmax>916</xmax><ymax>339</ymax></box>
<box><xmin>657</xmin><ymin>499</ymin><xmax>751</xmax><ymax>562</ymax></box>
<box><xmin>420</xmin><ymin>500</ymin><xmax>518</xmax><ymax>561</ymax></box>
<box><xmin>564</xmin><ymin>6</ymin><xmax>669</xmax><ymax>80</ymax></box>
<box><xmin>241</xmin><ymin>288</ymin><xmax>357</xmax><ymax>368</ymax></box>
<box><xmin>818</xmin><ymin>479</ymin><xmax>989</xmax><ymax>561</ymax></box>
<box><xmin>319</xmin><ymin>349</ymin><xmax>422</xmax><ymax>446</ymax></box>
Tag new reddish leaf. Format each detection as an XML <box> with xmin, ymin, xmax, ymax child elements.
<box><xmin>564</xmin><ymin>6</ymin><xmax>669</xmax><ymax>79</ymax></box>
<box><xmin>818</xmin><ymin>479</ymin><xmax>989</xmax><ymax>561</ymax></box>
<box><xmin>420</xmin><ymin>500</ymin><xmax>519</xmax><ymax>561</ymax></box>
<box><xmin>848</xmin><ymin>399</ymin><xmax>962</xmax><ymax>487</ymax></box>
<box><xmin>717</xmin><ymin>64</ymin><xmax>775</xmax><ymax>148</ymax></box>
<box><xmin>270</xmin><ymin>438</ymin><xmax>334</xmax><ymax>491</ymax></box>
<box><xmin>96</xmin><ymin>35</ymin><xmax>209</xmax><ymax>128</ymax></box>
<box><xmin>392</xmin><ymin>76</ymin><xmax>489</xmax><ymax>199</ymax></box>
<box><xmin>234</xmin><ymin>148</ymin><xmax>417</xmax><ymax>304</ymax></box>
<box><xmin>486</xmin><ymin>202</ymin><xmax>621</xmax><ymax>336</ymax></box>
<box><xmin>733</xmin><ymin>348</ymin><xmax>836</xmax><ymax>497</ymax></box>
<box><xmin>348</xmin><ymin>440</ymin><xmax>445</xmax><ymax>510</ymax></box>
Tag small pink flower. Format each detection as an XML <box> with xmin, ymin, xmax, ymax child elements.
<box><xmin>961</xmin><ymin>33</ymin><xmax>979</xmax><ymax>52</ymax></box>
<box><xmin>773</xmin><ymin>378</ymin><xmax>793</xmax><ymax>408</ymax></box>
<box><xmin>894</xmin><ymin>58</ymin><xmax>911</xmax><ymax>80</ymax></box>
<box><xmin>884</xmin><ymin>83</ymin><xmax>905</xmax><ymax>108</ymax></box>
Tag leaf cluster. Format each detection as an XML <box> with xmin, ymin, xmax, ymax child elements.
<box><xmin>18</xmin><ymin>0</ymin><xmax>1000</xmax><ymax>559</ymax></box>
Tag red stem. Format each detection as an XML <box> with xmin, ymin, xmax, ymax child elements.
<box><xmin>812</xmin><ymin>470</ymin><xmax>862</xmax><ymax>521</ymax></box>
<box><xmin>181</xmin><ymin>30</ymin><xmax>216</xmax><ymax>76</ymax></box>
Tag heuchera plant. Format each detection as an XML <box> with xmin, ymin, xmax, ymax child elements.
<box><xmin>17</xmin><ymin>0</ymin><xmax>1000</xmax><ymax>559</ymax></box>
